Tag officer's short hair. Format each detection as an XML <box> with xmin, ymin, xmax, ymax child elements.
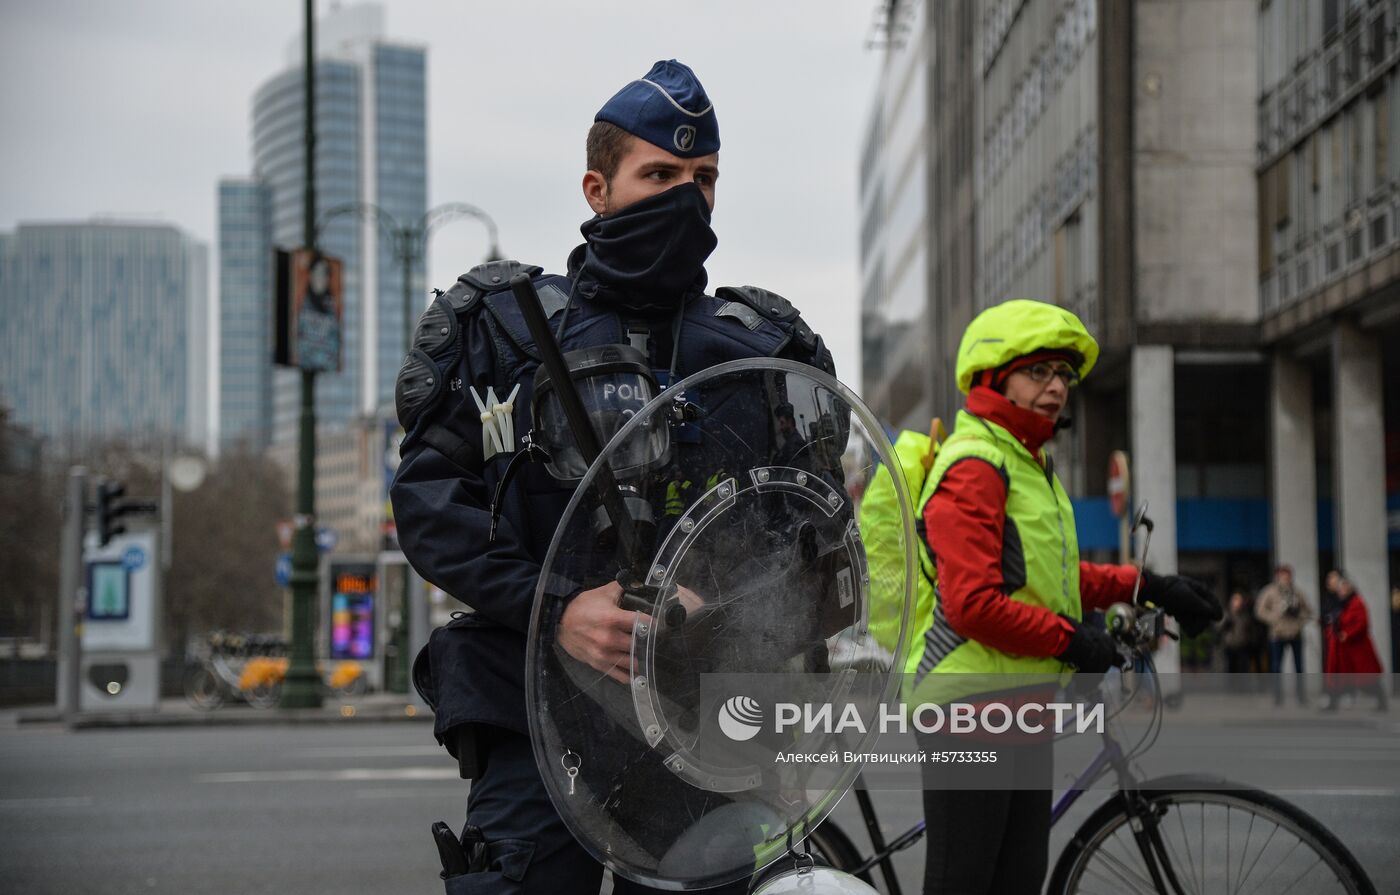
<box><xmin>586</xmin><ymin>121</ymin><xmax>633</xmax><ymax>181</ymax></box>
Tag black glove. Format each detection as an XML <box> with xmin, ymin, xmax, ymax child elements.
<box><xmin>1139</xmin><ymin>571</ymin><xmax>1223</xmax><ymax>637</ymax></box>
<box><xmin>1056</xmin><ymin>615</ymin><xmax>1123</xmax><ymax>673</ymax></box>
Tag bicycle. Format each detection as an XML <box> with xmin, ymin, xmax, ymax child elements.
<box><xmin>183</xmin><ymin>631</ymin><xmax>286</xmax><ymax>710</ymax></box>
<box><xmin>804</xmin><ymin>511</ymin><xmax>1377</xmax><ymax>894</ymax></box>
<box><xmin>238</xmin><ymin>656</ymin><xmax>368</xmax><ymax>703</ymax></box>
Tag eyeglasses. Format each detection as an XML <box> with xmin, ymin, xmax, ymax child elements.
<box><xmin>1018</xmin><ymin>362</ymin><xmax>1080</xmax><ymax>388</ymax></box>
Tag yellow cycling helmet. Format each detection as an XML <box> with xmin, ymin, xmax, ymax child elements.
<box><xmin>955</xmin><ymin>299</ymin><xmax>1100</xmax><ymax>394</ymax></box>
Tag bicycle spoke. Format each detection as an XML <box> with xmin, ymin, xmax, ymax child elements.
<box><xmin>1226</xmin><ymin>805</ymin><xmax>1231</xmax><ymax>895</ymax></box>
<box><xmin>1241</xmin><ymin>834</ymin><xmax>1311</xmax><ymax>895</ymax></box>
<box><xmin>1172</xmin><ymin>802</ymin><xmax>1203</xmax><ymax>895</ymax></box>
<box><xmin>1236</xmin><ymin>821</ymin><xmax>1280</xmax><ymax>892</ymax></box>
<box><xmin>1233</xmin><ymin>804</ymin><xmax>1257</xmax><ymax>895</ymax></box>
<box><xmin>1082</xmin><ymin>829</ymin><xmax>1161</xmax><ymax>895</ymax></box>
<box><xmin>1198</xmin><ymin>802</ymin><xmax>1206</xmax><ymax>895</ymax></box>
<box><xmin>1156</xmin><ymin>810</ymin><xmax>1202</xmax><ymax>895</ymax></box>
<box><xmin>1272</xmin><ymin>855</ymin><xmax>1330</xmax><ymax>895</ymax></box>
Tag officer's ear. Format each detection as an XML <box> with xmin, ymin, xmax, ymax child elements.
<box><xmin>582</xmin><ymin>170</ymin><xmax>610</xmax><ymax>215</ymax></box>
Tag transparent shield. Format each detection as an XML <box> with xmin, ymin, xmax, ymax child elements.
<box><xmin>526</xmin><ymin>359</ymin><xmax>915</xmax><ymax>890</ymax></box>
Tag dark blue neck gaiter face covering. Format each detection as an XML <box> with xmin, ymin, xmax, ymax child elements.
<box><xmin>577</xmin><ymin>182</ymin><xmax>718</xmax><ymax>313</ymax></box>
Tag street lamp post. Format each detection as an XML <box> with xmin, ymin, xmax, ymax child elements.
<box><xmin>314</xmin><ymin>200</ymin><xmax>500</xmax><ymax>692</ymax></box>
<box><xmin>281</xmin><ymin>0</ymin><xmax>322</xmax><ymax>709</ymax></box>
<box><xmin>316</xmin><ymin>201</ymin><xmax>501</xmax><ymax>355</ymax></box>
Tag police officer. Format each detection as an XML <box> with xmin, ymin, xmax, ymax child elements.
<box><xmin>391</xmin><ymin>60</ymin><xmax>834</xmax><ymax>894</ymax></box>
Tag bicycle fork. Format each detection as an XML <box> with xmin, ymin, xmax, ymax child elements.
<box><xmin>1113</xmin><ymin>770</ymin><xmax>1191</xmax><ymax>895</ymax></box>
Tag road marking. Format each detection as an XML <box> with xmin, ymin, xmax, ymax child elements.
<box><xmin>198</xmin><ymin>766</ymin><xmax>457</xmax><ymax>784</ymax></box>
<box><xmin>0</xmin><ymin>796</ymin><xmax>94</xmax><ymax>809</ymax></box>
<box><xmin>353</xmin><ymin>786</ymin><xmax>450</xmax><ymax>799</ymax></box>
<box><xmin>289</xmin><ymin>745</ymin><xmax>445</xmax><ymax>759</ymax></box>
<box><xmin>1287</xmin><ymin>788</ymin><xmax>1400</xmax><ymax>798</ymax></box>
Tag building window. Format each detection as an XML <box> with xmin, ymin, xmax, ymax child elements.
<box><xmin>1369</xmin><ymin>12</ymin><xmax>1388</xmax><ymax>64</ymax></box>
<box><xmin>1375</xmin><ymin>80</ymin><xmax>1390</xmax><ymax>189</ymax></box>
<box><xmin>1348</xmin><ymin>102</ymin><xmax>1364</xmax><ymax>204</ymax></box>
<box><xmin>1324</xmin><ymin>0</ymin><xmax>1341</xmax><ymax>42</ymax></box>
<box><xmin>1054</xmin><ymin>210</ymin><xmax>1083</xmax><ymax>306</ymax></box>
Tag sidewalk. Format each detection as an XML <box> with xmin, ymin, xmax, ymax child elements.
<box><xmin>1109</xmin><ymin>688</ymin><xmax>1398</xmax><ymax>732</ymax></box>
<box><xmin>2</xmin><ymin>690</ymin><xmax>433</xmax><ymax>730</ymax></box>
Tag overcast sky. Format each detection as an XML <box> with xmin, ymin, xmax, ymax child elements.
<box><xmin>0</xmin><ymin>0</ymin><xmax>881</xmax><ymax>395</ymax></box>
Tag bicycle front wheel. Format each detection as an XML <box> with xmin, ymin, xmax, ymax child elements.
<box><xmin>1048</xmin><ymin>776</ymin><xmax>1376</xmax><ymax>895</ymax></box>
<box><xmin>184</xmin><ymin>667</ymin><xmax>224</xmax><ymax>711</ymax></box>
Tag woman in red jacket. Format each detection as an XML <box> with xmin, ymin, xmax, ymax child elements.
<box><xmin>1322</xmin><ymin>570</ymin><xmax>1387</xmax><ymax>711</ymax></box>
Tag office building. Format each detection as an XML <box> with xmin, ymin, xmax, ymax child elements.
<box><xmin>0</xmin><ymin>220</ymin><xmax>208</xmax><ymax>452</ymax></box>
<box><xmin>218</xmin><ymin>179</ymin><xmax>274</xmax><ymax>450</ymax></box>
<box><xmin>1256</xmin><ymin>0</ymin><xmax>1399</xmax><ymax>669</ymax></box>
<box><xmin>859</xmin><ymin>1</ymin><xmax>1397</xmax><ymax>672</ymax></box>
<box><xmin>218</xmin><ymin>2</ymin><xmax>426</xmax><ymax>448</ymax></box>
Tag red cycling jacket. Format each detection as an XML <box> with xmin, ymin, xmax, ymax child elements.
<box><xmin>922</xmin><ymin>386</ymin><xmax>1139</xmax><ymax>658</ymax></box>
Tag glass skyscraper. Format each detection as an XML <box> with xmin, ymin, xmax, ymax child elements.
<box><xmin>217</xmin><ymin>179</ymin><xmax>273</xmax><ymax>449</ymax></box>
<box><xmin>0</xmin><ymin>221</ymin><xmax>208</xmax><ymax>452</ymax></box>
<box><xmin>219</xmin><ymin>3</ymin><xmax>426</xmax><ymax>447</ymax></box>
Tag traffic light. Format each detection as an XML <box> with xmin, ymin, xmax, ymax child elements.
<box><xmin>96</xmin><ymin>480</ymin><xmax>127</xmax><ymax>547</ymax></box>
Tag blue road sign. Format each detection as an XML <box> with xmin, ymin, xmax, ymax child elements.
<box><xmin>315</xmin><ymin>527</ymin><xmax>338</xmax><ymax>553</ymax></box>
<box><xmin>121</xmin><ymin>546</ymin><xmax>147</xmax><ymax>572</ymax></box>
<box><xmin>275</xmin><ymin>553</ymin><xmax>293</xmax><ymax>587</ymax></box>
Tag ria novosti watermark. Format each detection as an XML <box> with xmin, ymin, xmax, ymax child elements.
<box><xmin>718</xmin><ymin>696</ymin><xmax>1105</xmax><ymax>740</ymax></box>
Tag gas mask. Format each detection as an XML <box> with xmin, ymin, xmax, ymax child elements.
<box><xmin>531</xmin><ymin>343</ymin><xmax>669</xmax><ymax>483</ymax></box>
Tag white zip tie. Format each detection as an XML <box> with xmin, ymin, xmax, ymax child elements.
<box><xmin>497</xmin><ymin>384</ymin><xmax>521</xmax><ymax>448</ymax></box>
<box><xmin>470</xmin><ymin>388</ymin><xmax>503</xmax><ymax>457</ymax></box>
<box><xmin>486</xmin><ymin>388</ymin><xmax>505</xmax><ymax>454</ymax></box>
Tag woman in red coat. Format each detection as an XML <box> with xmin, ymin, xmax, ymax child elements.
<box><xmin>1322</xmin><ymin>570</ymin><xmax>1388</xmax><ymax>711</ymax></box>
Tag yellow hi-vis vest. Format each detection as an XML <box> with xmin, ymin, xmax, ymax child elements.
<box><xmin>903</xmin><ymin>409</ymin><xmax>1079</xmax><ymax>704</ymax></box>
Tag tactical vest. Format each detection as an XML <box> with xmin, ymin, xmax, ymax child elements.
<box><xmin>394</xmin><ymin>259</ymin><xmax>834</xmax><ymax>471</ymax></box>
<box><xmin>903</xmin><ymin>409</ymin><xmax>1079</xmax><ymax>703</ymax></box>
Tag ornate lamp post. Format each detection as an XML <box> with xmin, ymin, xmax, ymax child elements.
<box><xmin>313</xmin><ymin>201</ymin><xmax>501</xmax><ymax>692</ymax></box>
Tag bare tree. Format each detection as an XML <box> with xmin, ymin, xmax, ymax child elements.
<box><xmin>165</xmin><ymin>447</ymin><xmax>290</xmax><ymax>654</ymax></box>
<box><xmin>0</xmin><ymin>427</ymin><xmax>292</xmax><ymax>657</ymax></box>
<box><xmin>0</xmin><ymin>434</ymin><xmax>59</xmax><ymax>653</ymax></box>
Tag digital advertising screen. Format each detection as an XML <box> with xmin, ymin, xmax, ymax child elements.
<box><xmin>329</xmin><ymin>564</ymin><xmax>376</xmax><ymax>660</ymax></box>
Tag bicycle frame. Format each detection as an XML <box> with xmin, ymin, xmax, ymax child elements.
<box><xmin>841</xmin><ymin>658</ymin><xmax>1181</xmax><ymax>895</ymax></box>
<box><xmin>841</xmin><ymin>728</ymin><xmax>1182</xmax><ymax>895</ymax></box>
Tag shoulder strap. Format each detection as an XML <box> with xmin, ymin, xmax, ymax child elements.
<box><xmin>714</xmin><ymin>285</ymin><xmax>820</xmax><ymax>356</ymax></box>
<box><xmin>481</xmin><ymin>279</ymin><xmax>570</xmax><ymax>361</ymax></box>
<box><xmin>712</xmin><ymin>284</ymin><xmax>833</xmax><ymax>374</ymax></box>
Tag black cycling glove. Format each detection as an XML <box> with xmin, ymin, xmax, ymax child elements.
<box><xmin>1138</xmin><ymin>571</ymin><xmax>1223</xmax><ymax>638</ymax></box>
<box><xmin>1056</xmin><ymin>615</ymin><xmax>1123</xmax><ymax>673</ymax></box>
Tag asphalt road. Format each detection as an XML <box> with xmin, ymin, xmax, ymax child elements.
<box><xmin>0</xmin><ymin>723</ymin><xmax>462</xmax><ymax>894</ymax></box>
<box><xmin>2</xmin><ymin>717</ymin><xmax>1396</xmax><ymax>893</ymax></box>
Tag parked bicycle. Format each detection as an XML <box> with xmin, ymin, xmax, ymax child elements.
<box><xmin>183</xmin><ymin>631</ymin><xmax>287</xmax><ymax>710</ymax></box>
<box><xmin>805</xmin><ymin>509</ymin><xmax>1377</xmax><ymax>894</ymax></box>
<box><xmin>238</xmin><ymin>655</ymin><xmax>367</xmax><ymax>703</ymax></box>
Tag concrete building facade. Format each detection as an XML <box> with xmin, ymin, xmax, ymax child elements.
<box><xmin>1256</xmin><ymin>0</ymin><xmax>1400</xmax><ymax>671</ymax></box>
<box><xmin>0</xmin><ymin>220</ymin><xmax>209</xmax><ymax>453</ymax></box>
<box><xmin>859</xmin><ymin>1</ymin><xmax>1400</xmax><ymax>674</ymax></box>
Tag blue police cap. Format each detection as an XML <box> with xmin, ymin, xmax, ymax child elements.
<box><xmin>595</xmin><ymin>60</ymin><xmax>720</xmax><ymax>158</ymax></box>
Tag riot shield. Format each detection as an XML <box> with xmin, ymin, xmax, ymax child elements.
<box><xmin>526</xmin><ymin>358</ymin><xmax>914</xmax><ymax>890</ymax></box>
